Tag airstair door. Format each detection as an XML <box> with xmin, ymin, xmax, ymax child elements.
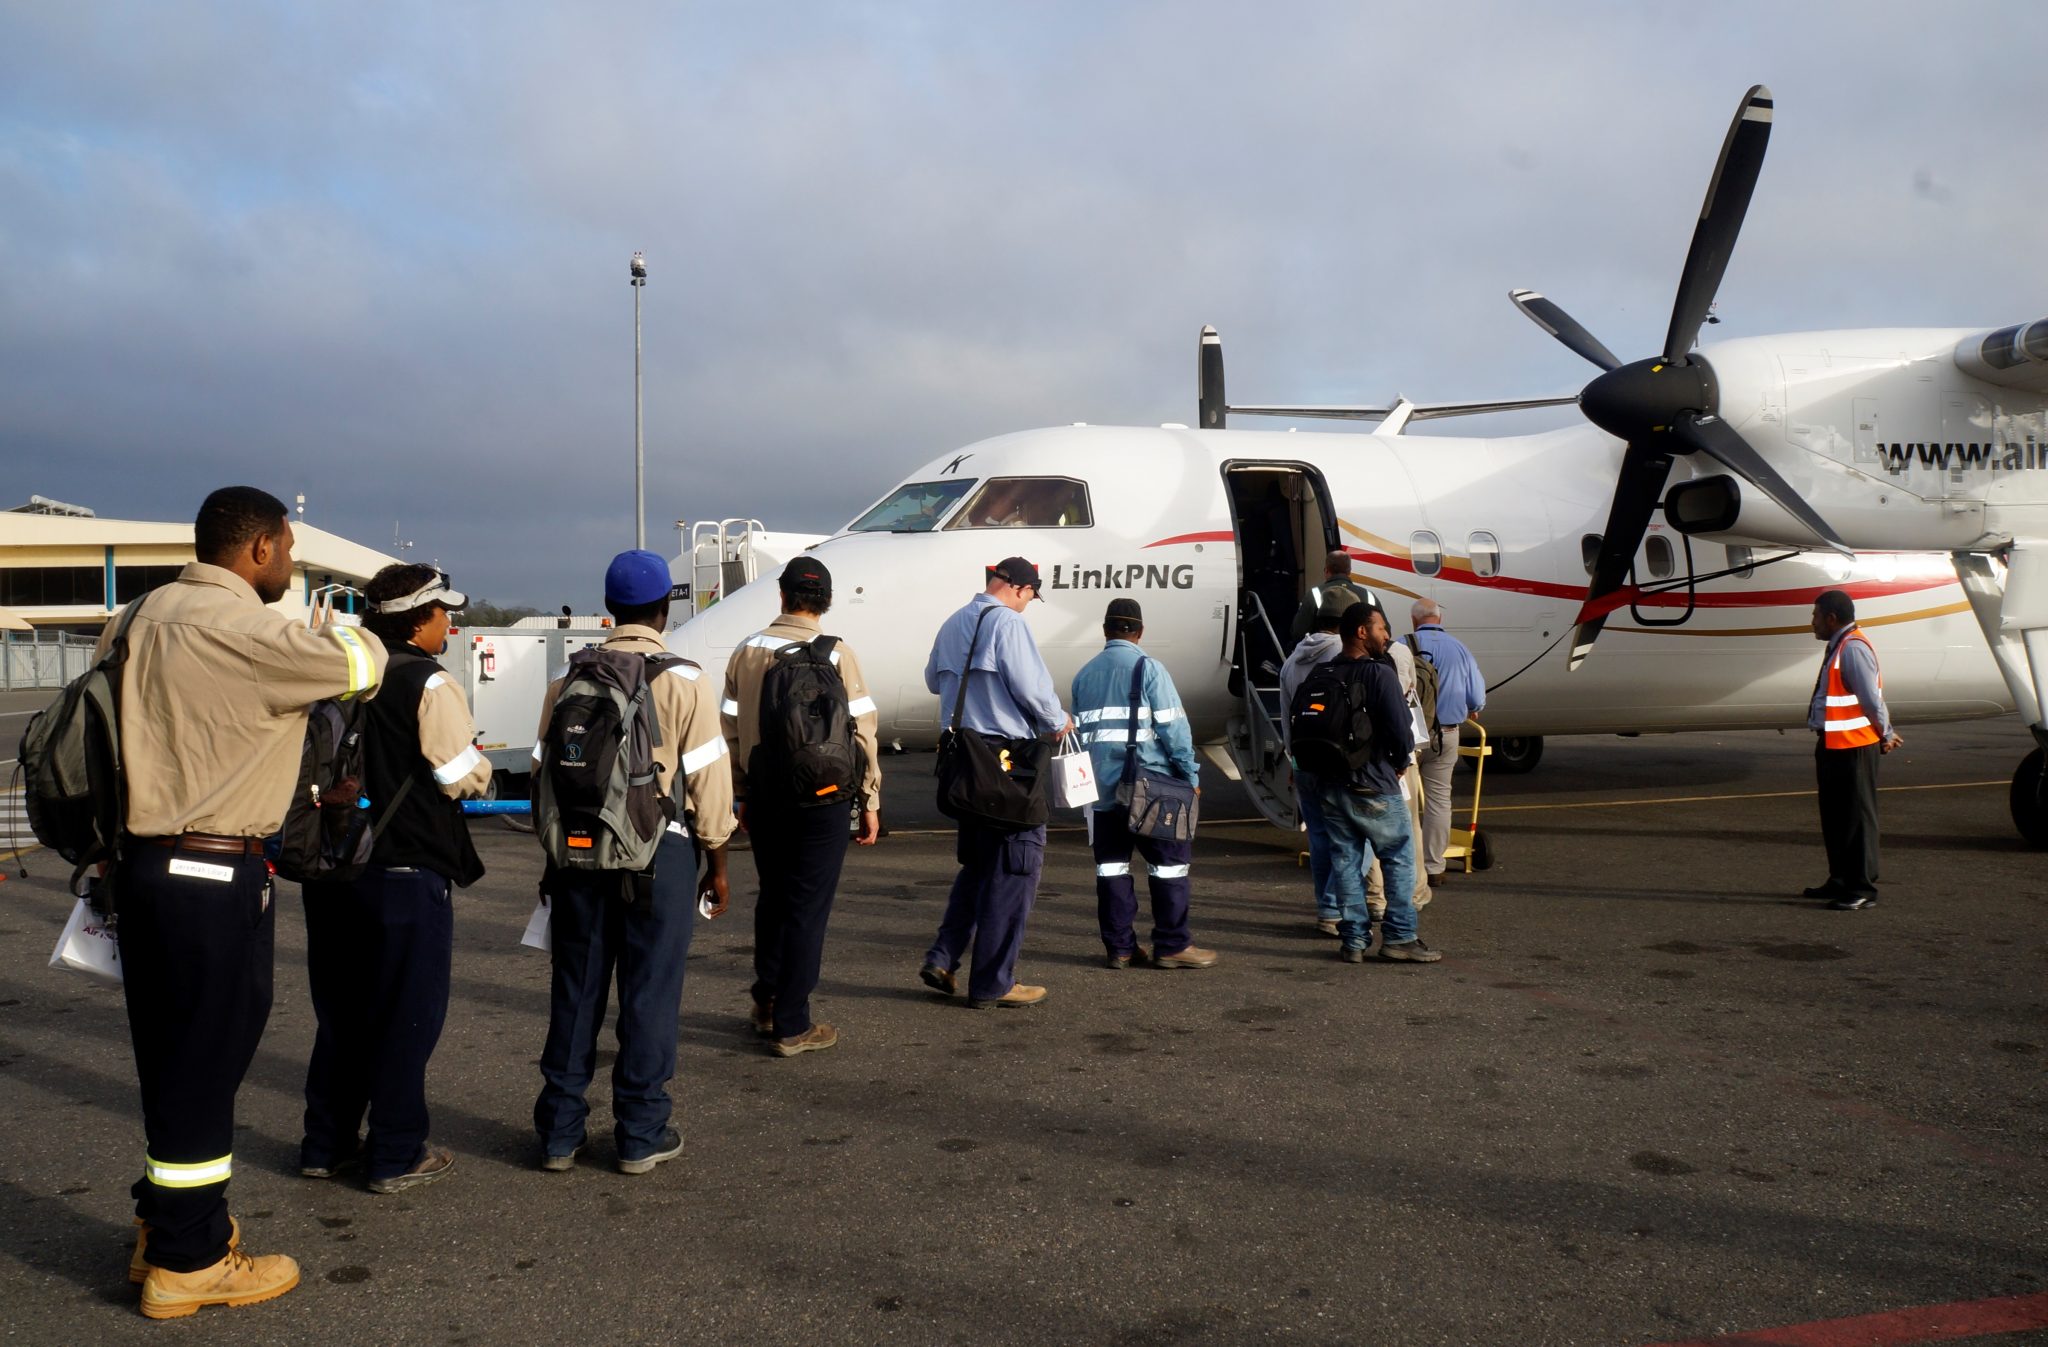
<box><xmin>1221</xmin><ymin>463</ymin><xmax>1340</xmax><ymax>831</ymax></box>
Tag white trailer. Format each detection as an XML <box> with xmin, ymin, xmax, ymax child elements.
<box><xmin>448</xmin><ymin>621</ymin><xmax>613</xmax><ymax>784</ymax></box>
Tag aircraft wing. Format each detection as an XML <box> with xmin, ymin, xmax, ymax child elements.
<box><xmin>1227</xmin><ymin>394</ymin><xmax>1578</xmax><ymax>423</ymax></box>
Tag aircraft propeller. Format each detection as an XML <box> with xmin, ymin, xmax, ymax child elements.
<box><xmin>1510</xmin><ymin>84</ymin><xmax>1850</xmax><ymax>671</ymax></box>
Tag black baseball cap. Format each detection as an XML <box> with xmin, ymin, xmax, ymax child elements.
<box><xmin>1104</xmin><ymin>598</ymin><xmax>1143</xmax><ymax>628</ymax></box>
<box><xmin>988</xmin><ymin>556</ymin><xmax>1044</xmax><ymax>597</ymax></box>
<box><xmin>780</xmin><ymin>556</ymin><xmax>832</xmax><ymax>595</ymax></box>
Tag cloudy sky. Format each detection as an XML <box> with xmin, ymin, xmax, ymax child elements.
<box><xmin>4</xmin><ymin>2</ymin><xmax>2044</xmax><ymax>609</ymax></box>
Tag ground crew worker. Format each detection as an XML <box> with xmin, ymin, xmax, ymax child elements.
<box><xmin>531</xmin><ymin>550</ymin><xmax>734</xmax><ymax>1173</ymax></box>
<box><xmin>299</xmin><ymin>564</ymin><xmax>490</xmax><ymax>1197</ymax></box>
<box><xmin>1408</xmin><ymin>599</ymin><xmax>1485</xmax><ymax>886</ymax></box>
<box><xmin>1071</xmin><ymin>598</ymin><xmax>1217</xmax><ymax>970</ymax></box>
<box><xmin>103</xmin><ymin>486</ymin><xmax>385</xmax><ymax>1318</ymax></box>
<box><xmin>1363</xmin><ymin>624</ymin><xmax>1432</xmax><ymax>932</ymax></box>
<box><xmin>1288</xmin><ymin>550</ymin><xmax>1382</xmax><ymax>642</ymax></box>
<box><xmin>1806</xmin><ymin>589</ymin><xmax>1901</xmax><ymax>910</ymax></box>
<box><xmin>721</xmin><ymin>557</ymin><xmax>882</xmax><ymax>1057</ymax></box>
<box><xmin>919</xmin><ymin>557</ymin><xmax>1071</xmax><ymax>1009</ymax></box>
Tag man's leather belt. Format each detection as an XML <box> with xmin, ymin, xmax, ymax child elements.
<box><xmin>140</xmin><ymin>834</ymin><xmax>266</xmax><ymax>857</ymax></box>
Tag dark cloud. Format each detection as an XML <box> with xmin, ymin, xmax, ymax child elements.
<box><xmin>3</xmin><ymin>1</ymin><xmax>2046</xmax><ymax>607</ymax></box>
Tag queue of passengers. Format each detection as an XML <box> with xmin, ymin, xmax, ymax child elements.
<box><xmin>67</xmin><ymin>487</ymin><xmax>1459</xmax><ymax>1319</ymax></box>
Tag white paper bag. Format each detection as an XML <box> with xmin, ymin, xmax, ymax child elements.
<box><xmin>1049</xmin><ymin>736</ymin><xmax>1099</xmax><ymax>809</ymax></box>
<box><xmin>50</xmin><ymin>899</ymin><xmax>123</xmax><ymax>986</ymax></box>
<box><xmin>521</xmin><ymin>900</ymin><xmax>552</xmax><ymax>953</ymax></box>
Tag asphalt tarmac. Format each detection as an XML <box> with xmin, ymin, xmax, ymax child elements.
<box><xmin>1</xmin><ymin>717</ymin><xmax>2043</xmax><ymax>1345</ymax></box>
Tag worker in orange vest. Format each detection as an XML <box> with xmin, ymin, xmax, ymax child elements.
<box><xmin>1805</xmin><ymin>590</ymin><xmax>1903</xmax><ymax>910</ymax></box>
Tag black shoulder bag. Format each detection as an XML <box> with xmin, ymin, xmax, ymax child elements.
<box><xmin>1114</xmin><ymin>657</ymin><xmax>1197</xmax><ymax>842</ymax></box>
<box><xmin>933</xmin><ymin>608</ymin><xmax>1049</xmax><ymax>832</ymax></box>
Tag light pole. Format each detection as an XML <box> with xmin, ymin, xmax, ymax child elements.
<box><xmin>630</xmin><ymin>250</ymin><xmax>648</xmax><ymax>548</ymax></box>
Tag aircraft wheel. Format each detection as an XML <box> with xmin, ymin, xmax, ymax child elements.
<box><xmin>2011</xmin><ymin>749</ymin><xmax>2048</xmax><ymax>849</ymax></box>
<box><xmin>1468</xmin><ymin>828</ymin><xmax>1495</xmax><ymax>872</ymax></box>
<box><xmin>1490</xmin><ymin>736</ymin><xmax>1544</xmax><ymax>775</ymax></box>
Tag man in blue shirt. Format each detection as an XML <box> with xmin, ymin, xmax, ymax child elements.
<box><xmin>920</xmin><ymin>558</ymin><xmax>1072</xmax><ymax>1009</ymax></box>
<box><xmin>1407</xmin><ymin>599</ymin><xmax>1486</xmax><ymax>884</ymax></box>
<box><xmin>1070</xmin><ymin>599</ymin><xmax>1217</xmax><ymax>970</ymax></box>
<box><xmin>1313</xmin><ymin>604</ymin><xmax>1438</xmax><ymax>963</ymax></box>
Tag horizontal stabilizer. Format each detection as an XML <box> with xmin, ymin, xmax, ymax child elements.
<box><xmin>1225</xmin><ymin>394</ymin><xmax>1578</xmax><ymax>424</ymax></box>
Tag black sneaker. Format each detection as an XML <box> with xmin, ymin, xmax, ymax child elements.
<box><xmin>1378</xmin><ymin>938</ymin><xmax>1443</xmax><ymax>963</ymax></box>
<box><xmin>1826</xmin><ymin>894</ymin><xmax>1877</xmax><ymax>911</ymax></box>
<box><xmin>298</xmin><ymin>1149</ymin><xmax>363</xmax><ymax>1181</ymax></box>
<box><xmin>618</xmin><ymin>1128</ymin><xmax>684</xmax><ymax>1175</ymax></box>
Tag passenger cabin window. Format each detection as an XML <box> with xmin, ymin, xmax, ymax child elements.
<box><xmin>1643</xmin><ymin>535</ymin><xmax>1675</xmax><ymax>580</ymax></box>
<box><xmin>1581</xmin><ymin>534</ymin><xmax>1603</xmax><ymax>576</ymax></box>
<box><xmin>944</xmin><ymin>477</ymin><xmax>1092</xmax><ymax>529</ymax></box>
<box><xmin>847</xmin><ymin>479</ymin><xmax>977</xmax><ymax>533</ymax></box>
<box><xmin>1726</xmin><ymin>544</ymin><xmax>1755</xmax><ymax>578</ymax></box>
<box><xmin>1409</xmin><ymin>530</ymin><xmax>1443</xmax><ymax>578</ymax></box>
<box><xmin>1468</xmin><ymin>532</ymin><xmax>1500</xmax><ymax>579</ymax></box>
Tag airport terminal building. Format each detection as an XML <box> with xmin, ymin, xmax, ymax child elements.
<box><xmin>1</xmin><ymin>497</ymin><xmax>398</xmax><ymax>688</ymax></box>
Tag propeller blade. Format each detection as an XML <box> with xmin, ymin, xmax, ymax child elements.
<box><xmin>1509</xmin><ymin>289</ymin><xmax>1622</xmax><ymax>372</ymax></box>
<box><xmin>1663</xmin><ymin>85</ymin><xmax>1773</xmax><ymax>364</ymax></box>
<box><xmin>1671</xmin><ymin>412</ymin><xmax>1852</xmax><ymax>555</ymax></box>
<box><xmin>1199</xmin><ymin>326</ymin><xmax>1226</xmax><ymax>429</ymax></box>
<box><xmin>1569</xmin><ymin>441</ymin><xmax>1675</xmax><ymax>670</ymax></box>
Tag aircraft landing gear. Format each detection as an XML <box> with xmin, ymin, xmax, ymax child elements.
<box><xmin>2012</xmin><ymin>748</ymin><xmax>2048</xmax><ymax>849</ymax></box>
<box><xmin>1491</xmin><ymin>735</ymin><xmax>1544</xmax><ymax>775</ymax></box>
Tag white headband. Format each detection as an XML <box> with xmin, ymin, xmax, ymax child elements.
<box><xmin>370</xmin><ymin>577</ymin><xmax>467</xmax><ymax>614</ymax></box>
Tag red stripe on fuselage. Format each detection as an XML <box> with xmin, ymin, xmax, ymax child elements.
<box><xmin>1139</xmin><ymin>532</ymin><xmax>1952</xmax><ymax>614</ymax></box>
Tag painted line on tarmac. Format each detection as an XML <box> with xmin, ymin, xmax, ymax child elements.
<box><xmin>1640</xmin><ymin>1288</ymin><xmax>2048</xmax><ymax>1345</ymax></box>
<box><xmin>1456</xmin><ymin>779</ymin><xmax>2004</xmax><ymax>817</ymax></box>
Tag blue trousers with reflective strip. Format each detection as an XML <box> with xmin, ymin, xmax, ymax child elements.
<box><xmin>1090</xmin><ymin>804</ymin><xmax>1193</xmax><ymax>958</ymax></box>
<box><xmin>116</xmin><ymin>845</ymin><xmax>275</xmax><ymax>1273</ymax></box>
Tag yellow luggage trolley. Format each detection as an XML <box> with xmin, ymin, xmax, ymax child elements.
<box><xmin>1443</xmin><ymin>719</ymin><xmax>1495</xmax><ymax>874</ymax></box>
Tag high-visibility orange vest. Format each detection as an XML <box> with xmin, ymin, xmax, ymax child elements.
<box><xmin>1821</xmin><ymin>627</ymin><xmax>1882</xmax><ymax>749</ymax></box>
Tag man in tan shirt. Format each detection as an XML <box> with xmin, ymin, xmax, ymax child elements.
<box><xmin>102</xmin><ymin>486</ymin><xmax>385</xmax><ymax>1319</ymax></box>
<box><xmin>721</xmin><ymin>556</ymin><xmax>881</xmax><ymax>1057</ymax></box>
<box><xmin>531</xmin><ymin>550</ymin><xmax>734</xmax><ymax>1175</ymax></box>
<box><xmin>299</xmin><ymin>563</ymin><xmax>492</xmax><ymax>1200</ymax></box>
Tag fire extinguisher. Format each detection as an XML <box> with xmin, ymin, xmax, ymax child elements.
<box><xmin>480</xmin><ymin>642</ymin><xmax>498</xmax><ymax>681</ymax></box>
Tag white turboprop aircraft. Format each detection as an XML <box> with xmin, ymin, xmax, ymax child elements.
<box><xmin>674</xmin><ymin>85</ymin><xmax>2048</xmax><ymax>848</ymax></box>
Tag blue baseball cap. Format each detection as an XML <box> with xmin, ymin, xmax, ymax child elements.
<box><xmin>604</xmin><ymin>550</ymin><xmax>674</xmax><ymax>607</ymax></box>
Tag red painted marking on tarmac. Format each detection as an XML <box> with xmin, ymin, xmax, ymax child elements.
<box><xmin>1639</xmin><ymin>1288</ymin><xmax>2048</xmax><ymax>1345</ymax></box>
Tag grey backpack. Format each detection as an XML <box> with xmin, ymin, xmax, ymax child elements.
<box><xmin>533</xmin><ymin>647</ymin><xmax>686</xmax><ymax>874</ymax></box>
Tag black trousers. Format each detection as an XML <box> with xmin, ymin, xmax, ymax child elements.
<box><xmin>749</xmin><ymin>802</ymin><xmax>852</xmax><ymax>1039</ymax></box>
<box><xmin>115</xmin><ymin>844</ymin><xmax>274</xmax><ymax>1274</ymax></box>
<box><xmin>300</xmin><ymin>866</ymin><xmax>454</xmax><ymax>1182</ymax></box>
<box><xmin>1815</xmin><ymin>741</ymin><xmax>1881</xmax><ymax>901</ymax></box>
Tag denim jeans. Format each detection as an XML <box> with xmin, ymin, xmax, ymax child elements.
<box><xmin>1314</xmin><ymin>782</ymin><xmax>1420</xmax><ymax>948</ymax></box>
<box><xmin>1294</xmin><ymin>769</ymin><xmax>1339</xmax><ymax>923</ymax></box>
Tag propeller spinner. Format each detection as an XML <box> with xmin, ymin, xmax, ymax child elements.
<box><xmin>1511</xmin><ymin>85</ymin><xmax>1849</xmax><ymax>671</ymax></box>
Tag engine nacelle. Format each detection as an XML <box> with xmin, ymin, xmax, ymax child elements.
<box><xmin>1952</xmin><ymin>318</ymin><xmax>2048</xmax><ymax>393</ymax></box>
<box><xmin>1663</xmin><ymin>474</ymin><xmax>1834</xmax><ymax>550</ymax></box>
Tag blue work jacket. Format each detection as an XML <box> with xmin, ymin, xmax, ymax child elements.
<box><xmin>1070</xmin><ymin>639</ymin><xmax>1199</xmax><ymax>809</ymax></box>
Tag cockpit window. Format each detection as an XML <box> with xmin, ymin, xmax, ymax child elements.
<box><xmin>846</xmin><ymin>479</ymin><xmax>977</xmax><ymax>533</ymax></box>
<box><xmin>943</xmin><ymin>477</ymin><xmax>1093</xmax><ymax>529</ymax></box>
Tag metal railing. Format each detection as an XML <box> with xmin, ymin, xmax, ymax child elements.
<box><xmin>2</xmin><ymin>630</ymin><xmax>96</xmax><ymax>690</ymax></box>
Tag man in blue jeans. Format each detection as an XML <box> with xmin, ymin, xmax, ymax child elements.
<box><xmin>1280</xmin><ymin>598</ymin><xmax>1349</xmax><ymax>936</ymax></box>
<box><xmin>1314</xmin><ymin>604</ymin><xmax>1440</xmax><ymax>964</ymax></box>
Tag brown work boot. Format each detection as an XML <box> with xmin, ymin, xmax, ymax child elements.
<box><xmin>368</xmin><ymin>1144</ymin><xmax>455</xmax><ymax>1195</ymax></box>
<box><xmin>750</xmin><ymin>998</ymin><xmax>775</xmax><ymax>1036</ymax></box>
<box><xmin>130</xmin><ymin>1216</ymin><xmax>240</xmax><ymax>1286</ymax></box>
<box><xmin>1150</xmin><ymin>945</ymin><xmax>1219</xmax><ymax>969</ymax></box>
<box><xmin>1314</xmin><ymin>919</ymin><xmax>1340</xmax><ymax>938</ymax></box>
<box><xmin>139</xmin><ymin>1248</ymin><xmax>299</xmax><ymax>1319</ymax></box>
<box><xmin>969</xmin><ymin>983</ymin><xmax>1047</xmax><ymax>1010</ymax></box>
<box><xmin>919</xmin><ymin>962</ymin><xmax>957</xmax><ymax>996</ymax></box>
<box><xmin>772</xmin><ymin>1022</ymin><xmax>839</xmax><ymax>1057</ymax></box>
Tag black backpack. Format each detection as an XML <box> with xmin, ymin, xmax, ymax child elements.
<box><xmin>1287</xmin><ymin>661</ymin><xmax>1375</xmax><ymax>779</ymax></box>
<box><xmin>753</xmin><ymin>636</ymin><xmax>862</xmax><ymax>808</ymax></box>
<box><xmin>534</xmin><ymin>647</ymin><xmax>684</xmax><ymax>872</ymax></box>
<box><xmin>15</xmin><ymin>596</ymin><xmax>150</xmax><ymax>908</ymax></box>
<box><xmin>272</xmin><ymin>698</ymin><xmax>415</xmax><ymax>884</ymax></box>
